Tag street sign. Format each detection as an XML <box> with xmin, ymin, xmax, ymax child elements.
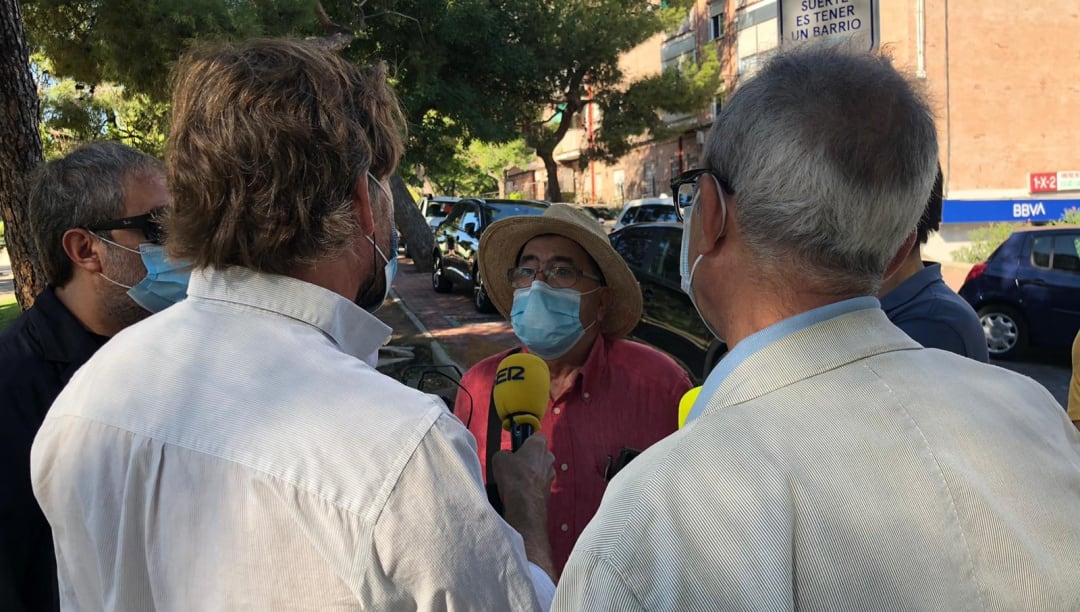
<box><xmin>778</xmin><ymin>0</ymin><xmax>880</xmax><ymax>52</ymax></box>
<box><xmin>1029</xmin><ymin>171</ymin><xmax>1080</xmax><ymax>194</ymax></box>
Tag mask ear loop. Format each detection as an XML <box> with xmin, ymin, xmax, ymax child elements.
<box><xmin>93</xmin><ymin>232</ymin><xmax>141</xmax><ymax>289</ymax></box>
<box><xmin>706</xmin><ymin>174</ymin><xmax>728</xmax><ymax>241</ymax></box>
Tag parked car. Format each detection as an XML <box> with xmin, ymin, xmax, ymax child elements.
<box><xmin>421</xmin><ymin>195</ymin><xmax>460</xmax><ymax>231</ymax></box>
<box><xmin>610</xmin><ymin>197</ymin><xmax>678</xmax><ymax>233</ymax></box>
<box><xmin>431</xmin><ymin>198</ymin><xmax>549</xmax><ymax>312</ymax></box>
<box><xmin>403</xmin><ymin>196</ymin><xmax>460</xmax><ymax>258</ymax></box>
<box><xmin>581</xmin><ymin>205</ymin><xmax>620</xmax><ymax>232</ymax></box>
<box><xmin>958</xmin><ymin>225</ymin><xmax>1080</xmax><ymax>360</ymax></box>
<box><xmin>609</xmin><ymin>222</ymin><xmax>727</xmax><ymax>383</ymax></box>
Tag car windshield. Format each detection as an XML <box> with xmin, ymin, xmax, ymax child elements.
<box><xmin>487</xmin><ymin>202</ymin><xmax>549</xmax><ymax>222</ymax></box>
<box><xmin>634</xmin><ymin>204</ymin><xmax>678</xmax><ymax>223</ymax></box>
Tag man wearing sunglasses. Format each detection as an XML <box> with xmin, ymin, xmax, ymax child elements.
<box><xmin>454</xmin><ymin>204</ymin><xmax>692</xmax><ymax>576</ymax></box>
<box><xmin>555</xmin><ymin>45</ymin><xmax>1080</xmax><ymax>609</ymax></box>
<box><xmin>0</xmin><ymin>141</ymin><xmax>172</xmax><ymax>612</ymax></box>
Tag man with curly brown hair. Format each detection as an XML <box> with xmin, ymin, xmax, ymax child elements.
<box><xmin>32</xmin><ymin>39</ymin><xmax>555</xmax><ymax>610</ymax></box>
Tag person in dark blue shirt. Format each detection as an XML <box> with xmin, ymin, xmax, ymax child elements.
<box><xmin>0</xmin><ymin>142</ymin><xmax>171</xmax><ymax>612</ymax></box>
<box><xmin>879</xmin><ymin>166</ymin><xmax>989</xmax><ymax>362</ymax></box>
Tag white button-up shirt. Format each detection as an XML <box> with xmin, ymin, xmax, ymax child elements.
<box><xmin>32</xmin><ymin>267</ymin><xmax>545</xmax><ymax>611</ymax></box>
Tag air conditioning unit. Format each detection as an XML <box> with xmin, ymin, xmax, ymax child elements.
<box><xmin>695</xmin><ymin>131</ymin><xmax>706</xmax><ymax>145</ymax></box>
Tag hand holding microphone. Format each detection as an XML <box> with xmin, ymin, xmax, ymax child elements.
<box><xmin>489</xmin><ymin>353</ymin><xmax>556</xmax><ymax>577</ymax></box>
<box><xmin>490</xmin><ymin>353</ymin><xmax>554</xmax><ymax>509</ymax></box>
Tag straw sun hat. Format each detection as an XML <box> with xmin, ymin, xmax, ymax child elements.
<box><xmin>478</xmin><ymin>203</ymin><xmax>643</xmax><ymax>338</ymax></box>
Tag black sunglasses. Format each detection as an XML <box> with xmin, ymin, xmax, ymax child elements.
<box><xmin>670</xmin><ymin>169</ymin><xmax>733</xmax><ymax>222</ymax></box>
<box><xmin>85</xmin><ymin>211</ymin><xmax>165</xmax><ymax>245</ymax></box>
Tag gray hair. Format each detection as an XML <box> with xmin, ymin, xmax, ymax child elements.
<box><xmin>29</xmin><ymin>141</ymin><xmax>164</xmax><ymax>286</ymax></box>
<box><xmin>703</xmin><ymin>44</ymin><xmax>938</xmax><ymax>295</ymax></box>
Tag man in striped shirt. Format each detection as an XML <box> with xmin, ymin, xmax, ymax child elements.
<box><xmin>555</xmin><ymin>44</ymin><xmax>1080</xmax><ymax>611</ymax></box>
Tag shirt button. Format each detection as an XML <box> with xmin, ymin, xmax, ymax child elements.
<box><xmin>560</xmin><ymin>463</ymin><xmax>568</xmax><ymax>471</ymax></box>
<box><xmin>583</xmin><ymin>392</ymin><xmax>590</xmax><ymax>399</ymax></box>
<box><xmin>553</xmin><ymin>407</ymin><xmax>561</xmax><ymax>415</ymax></box>
<box><xmin>561</xmin><ymin>523</ymin><xmax>569</xmax><ymax>532</ymax></box>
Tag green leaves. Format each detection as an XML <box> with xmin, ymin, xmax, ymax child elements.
<box><xmin>24</xmin><ymin>0</ymin><xmax>318</xmax><ymax>100</ymax></box>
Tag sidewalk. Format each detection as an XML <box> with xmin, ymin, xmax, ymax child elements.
<box><xmin>0</xmin><ymin>247</ymin><xmax>14</xmax><ymax>299</ymax></box>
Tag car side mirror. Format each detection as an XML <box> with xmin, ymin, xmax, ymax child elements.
<box><xmin>464</xmin><ymin>222</ymin><xmax>477</xmax><ymax>234</ymax></box>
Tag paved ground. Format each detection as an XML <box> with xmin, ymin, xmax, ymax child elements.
<box><xmin>383</xmin><ymin>255</ymin><xmax>516</xmax><ymax>372</ymax></box>
<box><xmin>0</xmin><ymin>248</ymin><xmax>13</xmax><ymax>295</ymax></box>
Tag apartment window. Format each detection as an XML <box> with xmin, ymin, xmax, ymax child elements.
<box><xmin>709</xmin><ymin>2</ymin><xmax>725</xmax><ymax>40</ymax></box>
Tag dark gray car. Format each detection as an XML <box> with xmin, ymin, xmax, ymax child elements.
<box><xmin>431</xmin><ymin>198</ymin><xmax>548</xmax><ymax>312</ymax></box>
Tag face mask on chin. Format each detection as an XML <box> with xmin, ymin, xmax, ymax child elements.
<box><xmin>354</xmin><ymin>173</ymin><xmax>398</xmax><ymax>313</ymax></box>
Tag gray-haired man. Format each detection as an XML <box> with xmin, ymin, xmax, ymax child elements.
<box><xmin>554</xmin><ymin>45</ymin><xmax>1080</xmax><ymax>610</ymax></box>
<box><xmin>0</xmin><ymin>142</ymin><xmax>174</xmax><ymax>612</ymax></box>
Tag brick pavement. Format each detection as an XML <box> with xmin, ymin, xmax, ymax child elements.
<box><xmin>384</xmin><ymin>255</ymin><xmax>518</xmax><ymax>371</ymax></box>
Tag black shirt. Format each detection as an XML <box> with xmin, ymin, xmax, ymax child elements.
<box><xmin>0</xmin><ymin>286</ymin><xmax>108</xmax><ymax>612</ymax></box>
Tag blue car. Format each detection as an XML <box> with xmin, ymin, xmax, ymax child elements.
<box><xmin>958</xmin><ymin>226</ymin><xmax>1080</xmax><ymax>360</ymax></box>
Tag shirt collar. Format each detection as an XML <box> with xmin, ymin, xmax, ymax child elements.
<box><xmin>879</xmin><ymin>262</ymin><xmax>942</xmax><ymax>311</ymax></box>
<box><xmin>577</xmin><ymin>333</ymin><xmax>611</xmax><ymax>388</ymax></box>
<box><xmin>685</xmin><ymin>296</ymin><xmax>880</xmax><ymax>426</ymax></box>
<box><xmin>33</xmin><ymin>285</ymin><xmax>110</xmax><ymax>364</ymax></box>
<box><xmin>539</xmin><ymin>333</ymin><xmax>610</xmax><ymax>404</ymax></box>
<box><xmin>186</xmin><ymin>267</ymin><xmax>391</xmax><ymax>362</ymax></box>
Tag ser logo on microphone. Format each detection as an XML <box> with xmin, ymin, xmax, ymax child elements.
<box><xmin>495</xmin><ymin>365</ymin><xmax>526</xmax><ymax>385</ymax></box>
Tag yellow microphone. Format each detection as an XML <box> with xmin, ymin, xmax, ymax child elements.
<box><xmin>493</xmin><ymin>353</ymin><xmax>550</xmax><ymax>450</ymax></box>
<box><xmin>678</xmin><ymin>386</ymin><xmax>702</xmax><ymax>429</ymax></box>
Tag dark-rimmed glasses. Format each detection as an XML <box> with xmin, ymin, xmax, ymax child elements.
<box><xmin>85</xmin><ymin>211</ymin><xmax>165</xmax><ymax>245</ymax></box>
<box><xmin>670</xmin><ymin>168</ymin><xmax>732</xmax><ymax>222</ymax></box>
<box><xmin>507</xmin><ymin>265</ymin><xmax>603</xmax><ymax>289</ymax></box>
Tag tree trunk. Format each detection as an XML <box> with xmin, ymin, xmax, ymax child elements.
<box><xmin>390</xmin><ymin>174</ymin><xmax>433</xmax><ymax>273</ymax></box>
<box><xmin>539</xmin><ymin>150</ymin><xmax>563</xmax><ymax>203</ymax></box>
<box><xmin>0</xmin><ymin>0</ymin><xmax>45</xmax><ymax>310</ymax></box>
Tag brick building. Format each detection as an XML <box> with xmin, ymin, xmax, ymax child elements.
<box><xmin>505</xmin><ymin>0</ymin><xmax>1080</xmax><ymax>261</ymax></box>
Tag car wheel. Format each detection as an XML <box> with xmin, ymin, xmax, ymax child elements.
<box><xmin>977</xmin><ymin>304</ymin><xmax>1028</xmax><ymax>360</ymax></box>
<box><xmin>432</xmin><ymin>253</ymin><xmax>453</xmax><ymax>293</ymax></box>
<box><xmin>473</xmin><ymin>267</ymin><xmax>495</xmax><ymax>313</ymax></box>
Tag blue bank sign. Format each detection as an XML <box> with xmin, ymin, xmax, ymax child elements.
<box><xmin>943</xmin><ymin>198</ymin><xmax>1080</xmax><ymax>223</ymax></box>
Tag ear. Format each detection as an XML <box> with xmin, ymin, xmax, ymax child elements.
<box><xmin>352</xmin><ymin>174</ymin><xmax>375</xmax><ymax>235</ymax></box>
<box><xmin>696</xmin><ymin>177</ymin><xmax>729</xmax><ymax>254</ymax></box>
<box><xmin>884</xmin><ymin>230</ymin><xmax>918</xmax><ymax>279</ymax></box>
<box><xmin>62</xmin><ymin>228</ymin><xmax>105</xmax><ymax>275</ymax></box>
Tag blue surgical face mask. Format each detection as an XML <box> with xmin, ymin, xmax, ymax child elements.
<box><xmin>98</xmin><ymin>239</ymin><xmax>193</xmax><ymax>313</ymax></box>
<box><xmin>358</xmin><ymin>173</ymin><xmax>397</xmax><ymax>313</ymax></box>
<box><xmin>510</xmin><ymin>281</ymin><xmax>600</xmax><ymax>360</ymax></box>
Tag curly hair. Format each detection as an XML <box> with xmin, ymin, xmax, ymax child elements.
<box><xmin>165</xmin><ymin>38</ymin><xmax>406</xmax><ymax>273</ymax></box>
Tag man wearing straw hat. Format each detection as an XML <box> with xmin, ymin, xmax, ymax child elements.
<box><xmin>454</xmin><ymin>203</ymin><xmax>692</xmax><ymax>576</ymax></box>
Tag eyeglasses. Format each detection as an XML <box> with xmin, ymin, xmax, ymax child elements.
<box><xmin>670</xmin><ymin>168</ymin><xmax>732</xmax><ymax>222</ymax></box>
<box><xmin>85</xmin><ymin>211</ymin><xmax>165</xmax><ymax>245</ymax></box>
<box><xmin>507</xmin><ymin>265</ymin><xmax>603</xmax><ymax>289</ymax></box>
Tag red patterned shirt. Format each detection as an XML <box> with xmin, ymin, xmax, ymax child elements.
<box><xmin>454</xmin><ymin>336</ymin><xmax>691</xmax><ymax>575</ymax></box>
